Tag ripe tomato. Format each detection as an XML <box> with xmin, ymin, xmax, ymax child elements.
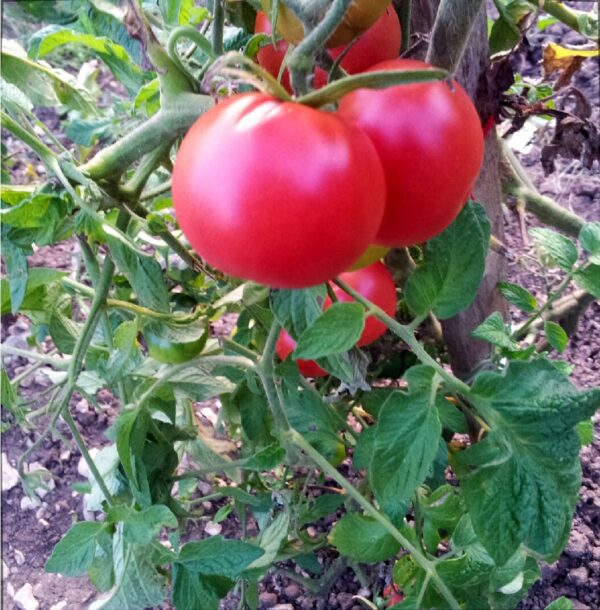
<box><xmin>276</xmin><ymin>262</ymin><xmax>396</xmax><ymax>375</ymax></box>
<box><xmin>383</xmin><ymin>584</ymin><xmax>404</xmax><ymax>607</ymax></box>
<box><xmin>276</xmin><ymin>329</ymin><xmax>328</xmax><ymax>378</ymax></box>
<box><xmin>337</xmin><ymin>59</ymin><xmax>484</xmax><ymax>246</ymax></box>
<box><xmin>172</xmin><ymin>93</ymin><xmax>386</xmax><ymax>288</ymax></box>
<box><xmin>261</xmin><ymin>0</ymin><xmax>392</xmax><ymax>48</ymax></box>
<box><xmin>326</xmin><ymin>261</ymin><xmax>396</xmax><ymax>346</ymax></box>
<box><xmin>255</xmin><ymin>7</ymin><xmax>400</xmax><ymax>93</ymax></box>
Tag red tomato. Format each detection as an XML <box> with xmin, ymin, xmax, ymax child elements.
<box><xmin>261</xmin><ymin>0</ymin><xmax>391</xmax><ymax>48</ymax></box>
<box><xmin>337</xmin><ymin>59</ymin><xmax>484</xmax><ymax>246</ymax></box>
<box><xmin>275</xmin><ymin>329</ymin><xmax>328</xmax><ymax>378</ymax></box>
<box><xmin>255</xmin><ymin>7</ymin><xmax>400</xmax><ymax>93</ymax></box>
<box><xmin>172</xmin><ymin>93</ymin><xmax>386</xmax><ymax>288</ymax></box>
<box><xmin>383</xmin><ymin>584</ymin><xmax>404</xmax><ymax>607</ymax></box>
<box><xmin>275</xmin><ymin>262</ymin><xmax>396</xmax><ymax>375</ymax></box>
<box><xmin>326</xmin><ymin>261</ymin><xmax>397</xmax><ymax>346</ymax></box>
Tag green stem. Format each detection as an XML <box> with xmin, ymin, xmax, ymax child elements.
<box><xmin>211</xmin><ymin>0</ymin><xmax>225</xmax><ymax>56</ymax></box>
<box><xmin>425</xmin><ymin>0</ymin><xmax>485</xmax><ymax>73</ymax></box>
<box><xmin>79</xmin><ymin>95</ymin><xmax>212</xmax><ymax>180</ymax></box>
<box><xmin>524</xmin><ymin>0</ymin><xmax>584</xmax><ymax>33</ymax></box>
<box><xmin>288</xmin><ymin>0</ymin><xmax>352</xmax><ymax>95</ymax></box>
<box><xmin>333</xmin><ymin>278</ymin><xmax>470</xmax><ymax>395</ymax></box>
<box><xmin>221</xmin><ymin>338</ymin><xmax>260</xmax><ymax>361</ymax></box>
<box><xmin>1</xmin><ymin>346</ymin><xmax>70</xmax><ymax>368</ymax></box>
<box><xmin>63</xmin><ymin>407</ymin><xmax>115</xmax><ymax>504</ymax></box>
<box><xmin>295</xmin><ymin>68</ymin><xmax>448</xmax><ymax>107</ymax></box>
<box><xmin>167</xmin><ymin>25</ymin><xmax>215</xmax><ymax>89</ymax></box>
<box><xmin>399</xmin><ymin>0</ymin><xmax>412</xmax><ymax>54</ymax></box>
<box><xmin>287</xmin><ymin>429</ymin><xmax>460</xmax><ymax>610</ymax></box>
<box><xmin>512</xmin><ymin>272</ymin><xmax>574</xmax><ymax>339</ymax></box>
<box><xmin>140</xmin><ymin>179</ymin><xmax>172</xmax><ymax>201</ymax></box>
<box><xmin>122</xmin><ymin>145</ymin><xmax>171</xmax><ymax>199</ymax></box>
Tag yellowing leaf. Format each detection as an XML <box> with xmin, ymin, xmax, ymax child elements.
<box><xmin>543</xmin><ymin>43</ymin><xmax>599</xmax><ymax>88</ymax></box>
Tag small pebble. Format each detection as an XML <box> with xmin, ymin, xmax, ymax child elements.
<box><xmin>204</xmin><ymin>521</ymin><xmax>222</xmax><ymax>536</ymax></box>
<box><xmin>2</xmin><ymin>453</ymin><xmax>19</xmax><ymax>491</ymax></box>
<box><xmin>14</xmin><ymin>549</ymin><xmax>25</xmax><ymax>565</ymax></box>
<box><xmin>38</xmin><ymin>518</ymin><xmax>50</xmax><ymax>528</ymax></box>
<box><xmin>259</xmin><ymin>591</ymin><xmax>278</xmax><ymax>607</ymax></box>
<box><xmin>20</xmin><ymin>496</ymin><xmax>39</xmax><ymax>511</ymax></box>
<box><xmin>14</xmin><ymin>583</ymin><xmax>39</xmax><ymax>610</ymax></box>
<box><xmin>49</xmin><ymin>602</ymin><xmax>68</xmax><ymax>610</ymax></box>
<box><xmin>60</xmin><ymin>450</ymin><xmax>71</xmax><ymax>461</ymax></box>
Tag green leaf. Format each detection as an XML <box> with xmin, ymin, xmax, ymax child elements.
<box><xmin>0</xmin><ymin>78</ymin><xmax>33</xmax><ymax>114</ymax></box>
<box><xmin>369</xmin><ymin>366</ymin><xmax>443</xmax><ymax>522</ymax></box>
<box><xmin>111</xmin><ymin>505</ymin><xmax>178</xmax><ymax>545</ymax></box>
<box><xmin>544</xmin><ymin>321</ymin><xmax>568</xmax><ymax>353</ymax></box>
<box><xmin>166</xmin><ymin>365</ymin><xmax>236</xmax><ymax>402</ymax></box>
<box><xmin>405</xmin><ymin>202</ymin><xmax>491</xmax><ymax>319</ymax></box>
<box><xmin>497</xmin><ymin>281</ymin><xmax>537</xmax><ymax>312</ymax></box>
<box><xmin>178</xmin><ymin>536</ymin><xmax>264</xmax><ymax>578</ymax></box>
<box><xmin>299</xmin><ymin>493</ymin><xmax>346</xmax><ymax>526</ymax></box>
<box><xmin>329</xmin><ymin>513</ymin><xmax>400</xmax><ymax>562</ymax></box>
<box><xmin>242</xmin><ymin>443</ymin><xmax>285</xmax><ymax>470</ymax></box>
<box><xmin>546</xmin><ymin>597</ymin><xmax>575</xmax><ymax>610</ymax></box>
<box><xmin>280</xmin><ymin>379</ymin><xmax>341</xmax><ymax>463</ymax></box>
<box><xmin>88</xmin><ymin>527</ymin><xmax>115</xmax><ymax>593</ymax></box>
<box><xmin>245</xmin><ymin>511</ymin><xmax>290</xmax><ymax>574</ymax></box>
<box><xmin>172</xmin><ymin>566</ymin><xmax>229</xmax><ymax>610</ymax></box>
<box><xmin>489</xmin><ymin>0</ymin><xmax>521</xmax><ymax>55</ymax></box>
<box><xmin>49</xmin><ymin>311</ymin><xmax>82</xmax><ymax>355</ymax></box>
<box><xmin>1</xmin><ymin>39</ymin><xmax>96</xmax><ymax>113</ymax></box>
<box><xmin>133</xmin><ymin>78</ymin><xmax>160</xmax><ymax>116</ymax></box>
<box><xmin>2</xmin><ymin>267</ymin><xmax>67</xmax><ymax>316</ymax></box>
<box><xmin>579</xmin><ymin>222</ymin><xmax>600</xmax><ymax>264</ymax></box>
<box><xmin>89</xmin><ymin>526</ymin><xmax>167</xmax><ymax>610</ymax></box>
<box><xmin>1</xmin><ymin>194</ymin><xmax>54</xmax><ymax>228</ymax></box>
<box><xmin>530</xmin><ymin>227</ymin><xmax>578</xmax><ymax>272</ymax></box>
<box><xmin>573</xmin><ymin>264</ymin><xmax>600</xmax><ymax>297</ymax></box>
<box><xmin>28</xmin><ymin>25</ymin><xmax>147</xmax><ymax>96</ymax></box>
<box><xmin>46</xmin><ymin>521</ymin><xmax>104</xmax><ymax>576</ymax></box>
<box><xmin>452</xmin><ymin>359</ymin><xmax>600</xmax><ymax>565</ymax></box>
<box><xmin>106</xmin><ymin>321</ymin><xmax>143</xmax><ymax>384</ymax></box>
<box><xmin>576</xmin><ymin>419</ymin><xmax>594</xmax><ymax>446</ymax></box>
<box><xmin>65</xmin><ymin>117</ymin><xmax>112</xmax><ymax>146</ymax></box>
<box><xmin>471</xmin><ymin>312</ymin><xmax>518</xmax><ymax>350</ymax></box>
<box><xmin>294</xmin><ymin>302</ymin><xmax>364</xmax><ymax>359</ymax></box>
<box><xmin>2</xmin><ymin>237</ymin><xmax>28</xmax><ymax>314</ymax></box>
<box><xmin>106</xmin><ymin>230</ymin><xmax>170</xmax><ymax>312</ymax></box>
<box><xmin>270</xmin><ymin>286</ymin><xmax>326</xmax><ymax>338</ymax></box>
<box><xmin>115</xmin><ymin>407</ymin><xmax>146</xmax><ymax>487</ymax></box>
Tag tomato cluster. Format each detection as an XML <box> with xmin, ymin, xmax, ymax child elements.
<box><xmin>275</xmin><ymin>262</ymin><xmax>397</xmax><ymax>377</ymax></box>
<box><xmin>172</xmin><ymin>5</ymin><xmax>484</xmax><ymax>290</ymax></box>
<box><xmin>255</xmin><ymin>6</ymin><xmax>401</xmax><ymax>93</ymax></box>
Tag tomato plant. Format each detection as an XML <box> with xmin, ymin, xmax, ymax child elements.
<box><xmin>2</xmin><ymin>1</ymin><xmax>599</xmax><ymax>610</ymax></box>
<box><xmin>276</xmin><ymin>262</ymin><xmax>396</xmax><ymax>374</ymax></box>
<box><xmin>172</xmin><ymin>92</ymin><xmax>386</xmax><ymax>288</ymax></box>
<box><xmin>337</xmin><ymin>58</ymin><xmax>485</xmax><ymax>246</ymax></box>
<box><xmin>261</xmin><ymin>0</ymin><xmax>391</xmax><ymax>47</ymax></box>
<box><xmin>256</xmin><ymin>6</ymin><xmax>401</xmax><ymax>92</ymax></box>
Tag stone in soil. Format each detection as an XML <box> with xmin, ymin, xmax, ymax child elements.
<box><xmin>14</xmin><ymin>583</ymin><xmax>39</xmax><ymax>610</ymax></box>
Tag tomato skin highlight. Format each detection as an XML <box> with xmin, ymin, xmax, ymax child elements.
<box><xmin>255</xmin><ymin>8</ymin><xmax>400</xmax><ymax>93</ymax></box>
<box><xmin>327</xmin><ymin>261</ymin><xmax>397</xmax><ymax>346</ymax></box>
<box><xmin>337</xmin><ymin>59</ymin><xmax>484</xmax><ymax>247</ymax></box>
<box><xmin>172</xmin><ymin>93</ymin><xmax>386</xmax><ymax>288</ymax></box>
<box><xmin>275</xmin><ymin>329</ymin><xmax>328</xmax><ymax>378</ymax></box>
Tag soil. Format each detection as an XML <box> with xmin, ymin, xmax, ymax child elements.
<box><xmin>2</xmin><ymin>9</ymin><xmax>599</xmax><ymax>610</ymax></box>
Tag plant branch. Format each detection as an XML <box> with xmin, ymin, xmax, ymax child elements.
<box><xmin>523</xmin><ymin>0</ymin><xmax>585</xmax><ymax>33</ymax></box>
<box><xmin>333</xmin><ymin>278</ymin><xmax>470</xmax><ymax>395</ymax></box>
<box><xmin>79</xmin><ymin>94</ymin><xmax>213</xmax><ymax>180</ymax></box>
<box><xmin>286</xmin><ymin>429</ymin><xmax>460</xmax><ymax>609</ymax></box>
<box><xmin>211</xmin><ymin>0</ymin><xmax>225</xmax><ymax>56</ymax></box>
<box><xmin>426</xmin><ymin>0</ymin><xmax>485</xmax><ymax>73</ymax></box>
<box><xmin>398</xmin><ymin>0</ymin><xmax>412</xmax><ymax>54</ymax></box>
<box><xmin>288</xmin><ymin>0</ymin><xmax>353</xmax><ymax>95</ymax></box>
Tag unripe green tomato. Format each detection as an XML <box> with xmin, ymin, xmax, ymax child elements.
<box><xmin>144</xmin><ymin>320</ymin><xmax>208</xmax><ymax>364</ymax></box>
<box><xmin>347</xmin><ymin>244</ymin><xmax>390</xmax><ymax>271</ymax></box>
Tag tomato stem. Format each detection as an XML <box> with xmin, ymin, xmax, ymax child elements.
<box><xmin>333</xmin><ymin>278</ymin><xmax>471</xmax><ymax>395</ymax></box>
<box><xmin>295</xmin><ymin>68</ymin><xmax>448</xmax><ymax>107</ymax></box>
